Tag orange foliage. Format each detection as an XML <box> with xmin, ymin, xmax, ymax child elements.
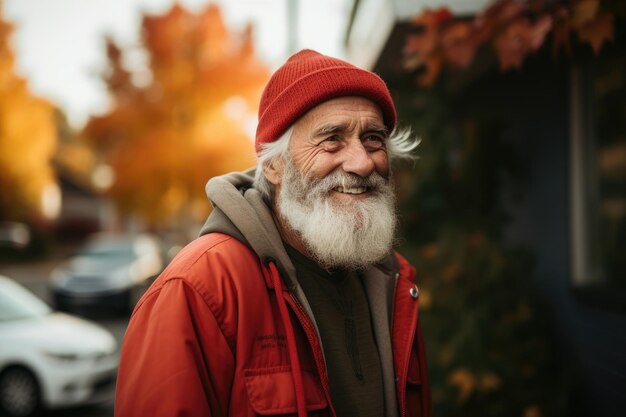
<box><xmin>404</xmin><ymin>0</ymin><xmax>617</xmax><ymax>87</ymax></box>
<box><xmin>84</xmin><ymin>4</ymin><xmax>269</xmax><ymax>225</ymax></box>
<box><xmin>0</xmin><ymin>13</ymin><xmax>57</xmax><ymax>221</ymax></box>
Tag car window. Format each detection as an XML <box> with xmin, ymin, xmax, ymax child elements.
<box><xmin>82</xmin><ymin>245</ymin><xmax>135</xmax><ymax>260</ymax></box>
<box><xmin>0</xmin><ymin>280</ymin><xmax>51</xmax><ymax>321</ymax></box>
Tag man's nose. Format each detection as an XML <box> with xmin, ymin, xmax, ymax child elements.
<box><xmin>341</xmin><ymin>141</ymin><xmax>376</xmax><ymax>177</ymax></box>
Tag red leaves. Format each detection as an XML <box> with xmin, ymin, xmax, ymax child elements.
<box><xmin>493</xmin><ymin>14</ymin><xmax>552</xmax><ymax>71</ymax></box>
<box><xmin>403</xmin><ymin>0</ymin><xmax>616</xmax><ymax>88</ymax></box>
<box><xmin>441</xmin><ymin>22</ymin><xmax>478</xmax><ymax>69</ymax></box>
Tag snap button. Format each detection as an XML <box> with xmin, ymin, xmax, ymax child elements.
<box><xmin>409</xmin><ymin>285</ymin><xmax>419</xmax><ymax>300</ymax></box>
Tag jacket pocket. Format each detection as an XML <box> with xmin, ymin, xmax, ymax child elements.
<box><xmin>244</xmin><ymin>366</ymin><xmax>328</xmax><ymax>415</ymax></box>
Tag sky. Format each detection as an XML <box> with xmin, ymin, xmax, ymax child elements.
<box><xmin>3</xmin><ymin>0</ymin><xmax>351</xmax><ymax>129</ymax></box>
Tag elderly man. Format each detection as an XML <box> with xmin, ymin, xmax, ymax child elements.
<box><xmin>116</xmin><ymin>50</ymin><xmax>430</xmax><ymax>417</ymax></box>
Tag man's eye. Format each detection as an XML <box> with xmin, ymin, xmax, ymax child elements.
<box><xmin>364</xmin><ymin>135</ymin><xmax>386</xmax><ymax>149</ymax></box>
<box><xmin>321</xmin><ymin>135</ymin><xmax>342</xmax><ymax>150</ymax></box>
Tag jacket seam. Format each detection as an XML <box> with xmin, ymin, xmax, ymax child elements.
<box><xmin>176</xmin><ymin>234</ymin><xmax>236</xmax><ymax>275</ymax></box>
<box><xmin>140</xmin><ymin>235</ymin><xmax>256</xmax><ymax>349</ymax></box>
<box><xmin>133</xmin><ymin>277</ymin><xmax>236</xmax><ymax>355</ymax></box>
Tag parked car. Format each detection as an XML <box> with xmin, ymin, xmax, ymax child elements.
<box><xmin>50</xmin><ymin>233</ymin><xmax>164</xmax><ymax>313</ymax></box>
<box><xmin>0</xmin><ymin>275</ymin><xmax>118</xmax><ymax>417</ymax></box>
<box><xmin>0</xmin><ymin>222</ymin><xmax>30</xmax><ymax>249</ymax></box>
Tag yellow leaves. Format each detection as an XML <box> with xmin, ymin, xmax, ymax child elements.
<box><xmin>448</xmin><ymin>368</ymin><xmax>475</xmax><ymax>401</ymax></box>
<box><xmin>54</xmin><ymin>138</ymin><xmax>97</xmax><ymax>185</ymax></box>
<box><xmin>550</xmin><ymin>0</ymin><xmax>615</xmax><ymax>57</ymax></box>
<box><xmin>479</xmin><ymin>371</ymin><xmax>502</xmax><ymax>392</ymax></box>
<box><xmin>420</xmin><ymin>243</ymin><xmax>440</xmax><ymax>259</ymax></box>
<box><xmin>570</xmin><ymin>0</ymin><xmax>601</xmax><ymax>28</ymax></box>
<box><xmin>0</xmin><ymin>13</ymin><xmax>57</xmax><ymax>221</ymax></box>
<box><xmin>83</xmin><ymin>3</ymin><xmax>269</xmax><ymax>226</ymax></box>
<box><xmin>441</xmin><ymin>262</ymin><xmax>461</xmax><ymax>282</ymax></box>
<box><xmin>448</xmin><ymin>368</ymin><xmax>502</xmax><ymax>402</ymax></box>
<box><xmin>418</xmin><ymin>287</ymin><xmax>432</xmax><ymax>310</ymax></box>
<box><xmin>160</xmin><ymin>184</ymin><xmax>188</xmax><ymax>221</ymax></box>
<box><xmin>554</xmin><ymin>0</ymin><xmax>615</xmax><ymax>56</ymax></box>
<box><xmin>576</xmin><ymin>11</ymin><xmax>614</xmax><ymax>54</ymax></box>
<box><xmin>437</xmin><ymin>344</ymin><xmax>454</xmax><ymax>367</ymax></box>
<box><xmin>523</xmin><ymin>404</ymin><xmax>543</xmax><ymax>417</ymax></box>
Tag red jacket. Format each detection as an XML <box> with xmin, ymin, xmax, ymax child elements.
<box><xmin>116</xmin><ymin>233</ymin><xmax>430</xmax><ymax>417</ymax></box>
<box><xmin>116</xmin><ymin>170</ymin><xmax>430</xmax><ymax>417</ymax></box>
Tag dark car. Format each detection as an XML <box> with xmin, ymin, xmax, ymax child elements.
<box><xmin>50</xmin><ymin>233</ymin><xmax>164</xmax><ymax>313</ymax></box>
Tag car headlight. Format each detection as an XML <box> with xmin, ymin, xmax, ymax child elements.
<box><xmin>43</xmin><ymin>351</ymin><xmax>82</xmax><ymax>362</ymax></box>
<box><xmin>44</xmin><ymin>350</ymin><xmax>115</xmax><ymax>363</ymax></box>
<box><xmin>107</xmin><ymin>267</ymin><xmax>133</xmax><ymax>289</ymax></box>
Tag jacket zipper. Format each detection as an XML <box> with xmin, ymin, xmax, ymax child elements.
<box><xmin>286</xmin><ymin>293</ymin><xmax>337</xmax><ymax>417</ymax></box>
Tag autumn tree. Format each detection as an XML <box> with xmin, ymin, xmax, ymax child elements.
<box><xmin>0</xmin><ymin>7</ymin><xmax>57</xmax><ymax>222</ymax></box>
<box><xmin>84</xmin><ymin>4</ymin><xmax>269</xmax><ymax>227</ymax></box>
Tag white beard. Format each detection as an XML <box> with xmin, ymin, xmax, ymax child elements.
<box><xmin>278</xmin><ymin>159</ymin><xmax>397</xmax><ymax>270</ymax></box>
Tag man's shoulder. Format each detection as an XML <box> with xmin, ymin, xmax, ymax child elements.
<box><xmin>129</xmin><ymin>234</ymin><xmax>263</xmax><ymax>352</ymax></box>
<box><xmin>165</xmin><ymin>232</ymin><xmax>258</xmax><ymax>274</ymax></box>
<box><xmin>153</xmin><ymin>233</ymin><xmax>261</xmax><ymax>290</ymax></box>
<box><xmin>134</xmin><ymin>233</ymin><xmax>264</xmax><ymax>316</ymax></box>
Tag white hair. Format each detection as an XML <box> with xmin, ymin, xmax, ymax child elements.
<box><xmin>253</xmin><ymin>126</ymin><xmax>420</xmax><ymax>202</ymax></box>
<box><xmin>253</xmin><ymin>128</ymin><xmax>293</xmax><ymax>203</ymax></box>
<box><xmin>279</xmin><ymin>159</ymin><xmax>397</xmax><ymax>270</ymax></box>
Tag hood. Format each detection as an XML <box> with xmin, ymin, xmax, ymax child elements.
<box><xmin>199</xmin><ymin>168</ymin><xmax>299</xmax><ymax>289</ymax></box>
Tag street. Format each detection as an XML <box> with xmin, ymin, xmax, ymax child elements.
<box><xmin>0</xmin><ymin>258</ymin><xmax>127</xmax><ymax>417</ymax></box>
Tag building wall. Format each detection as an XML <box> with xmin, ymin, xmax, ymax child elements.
<box><xmin>457</xmin><ymin>53</ymin><xmax>626</xmax><ymax>417</ymax></box>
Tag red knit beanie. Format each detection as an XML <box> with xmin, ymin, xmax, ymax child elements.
<box><xmin>255</xmin><ymin>49</ymin><xmax>397</xmax><ymax>152</ymax></box>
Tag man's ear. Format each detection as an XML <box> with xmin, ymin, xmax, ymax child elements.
<box><xmin>263</xmin><ymin>157</ymin><xmax>284</xmax><ymax>185</ymax></box>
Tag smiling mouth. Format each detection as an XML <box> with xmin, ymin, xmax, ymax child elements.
<box><xmin>333</xmin><ymin>186</ymin><xmax>369</xmax><ymax>195</ymax></box>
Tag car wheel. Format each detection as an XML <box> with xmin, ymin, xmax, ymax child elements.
<box><xmin>0</xmin><ymin>366</ymin><xmax>41</xmax><ymax>417</ymax></box>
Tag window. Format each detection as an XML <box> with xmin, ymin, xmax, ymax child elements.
<box><xmin>570</xmin><ymin>52</ymin><xmax>626</xmax><ymax>306</ymax></box>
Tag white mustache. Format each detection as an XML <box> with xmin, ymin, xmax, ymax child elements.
<box><xmin>302</xmin><ymin>171</ymin><xmax>389</xmax><ymax>197</ymax></box>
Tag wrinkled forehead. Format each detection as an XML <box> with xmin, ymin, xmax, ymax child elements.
<box><xmin>293</xmin><ymin>96</ymin><xmax>387</xmax><ymax>137</ymax></box>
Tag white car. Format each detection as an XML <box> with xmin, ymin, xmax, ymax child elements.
<box><xmin>0</xmin><ymin>275</ymin><xmax>118</xmax><ymax>417</ymax></box>
<box><xmin>50</xmin><ymin>233</ymin><xmax>164</xmax><ymax>313</ymax></box>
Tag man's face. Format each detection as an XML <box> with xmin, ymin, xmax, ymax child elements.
<box><xmin>286</xmin><ymin>96</ymin><xmax>390</xmax><ymax>196</ymax></box>
<box><xmin>268</xmin><ymin>96</ymin><xmax>397</xmax><ymax>270</ymax></box>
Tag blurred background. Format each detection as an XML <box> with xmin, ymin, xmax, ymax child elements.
<box><xmin>0</xmin><ymin>0</ymin><xmax>624</xmax><ymax>416</ymax></box>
